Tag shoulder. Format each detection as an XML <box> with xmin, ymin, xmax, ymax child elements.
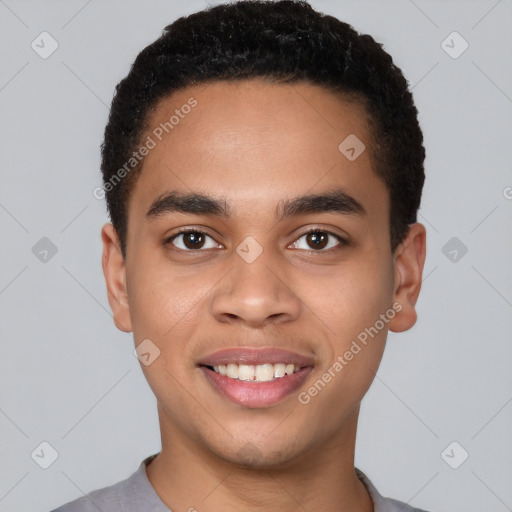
<box><xmin>49</xmin><ymin>454</ymin><xmax>159</xmax><ymax>512</ymax></box>
<box><xmin>355</xmin><ymin>468</ymin><xmax>432</xmax><ymax>512</ymax></box>
<box><xmin>379</xmin><ymin>496</ymin><xmax>432</xmax><ymax>512</ymax></box>
<box><xmin>49</xmin><ymin>474</ymin><xmax>129</xmax><ymax>512</ymax></box>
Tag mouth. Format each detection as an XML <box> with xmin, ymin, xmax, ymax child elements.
<box><xmin>207</xmin><ymin>362</ymin><xmax>301</xmax><ymax>381</ymax></box>
<box><xmin>198</xmin><ymin>348</ymin><xmax>314</xmax><ymax>408</ymax></box>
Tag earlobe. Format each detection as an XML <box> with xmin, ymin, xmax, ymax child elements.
<box><xmin>388</xmin><ymin>223</ymin><xmax>427</xmax><ymax>333</ymax></box>
<box><xmin>101</xmin><ymin>223</ymin><xmax>133</xmax><ymax>333</ymax></box>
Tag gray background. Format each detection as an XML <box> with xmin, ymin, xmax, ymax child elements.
<box><xmin>1</xmin><ymin>1</ymin><xmax>511</xmax><ymax>511</ymax></box>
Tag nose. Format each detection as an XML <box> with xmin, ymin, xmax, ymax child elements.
<box><xmin>211</xmin><ymin>249</ymin><xmax>302</xmax><ymax>328</ymax></box>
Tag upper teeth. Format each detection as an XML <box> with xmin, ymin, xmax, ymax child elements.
<box><xmin>212</xmin><ymin>363</ymin><xmax>299</xmax><ymax>382</ymax></box>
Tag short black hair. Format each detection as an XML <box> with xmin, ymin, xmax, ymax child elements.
<box><xmin>101</xmin><ymin>0</ymin><xmax>425</xmax><ymax>257</ymax></box>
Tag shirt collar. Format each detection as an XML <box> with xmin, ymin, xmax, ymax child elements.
<box><xmin>134</xmin><ymin>453</ymin><xmax>396</xmax><ymax>512</ymax></box>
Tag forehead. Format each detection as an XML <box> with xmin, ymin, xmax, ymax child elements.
<box><xmin>129</xmin><ymin>80</ymin><xmax>388</xmax><ymax>224</ymax></box>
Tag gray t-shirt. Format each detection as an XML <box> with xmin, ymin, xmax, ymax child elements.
<box><xmin>50</xmin><ymin>453</ymin><xmax>430</xmax><ymax>512</ymax></box>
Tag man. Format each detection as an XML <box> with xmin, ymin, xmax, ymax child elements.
<box><xmin>52</xmin><ymin>1</ymin><xmax>429</xmax><ymax>510</ymax></box>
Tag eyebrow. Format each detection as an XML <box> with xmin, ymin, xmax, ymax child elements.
<box><xmin>145</xmin><ymin>188</ymin><xmax>367</xmax><ymax>220</ymax></box>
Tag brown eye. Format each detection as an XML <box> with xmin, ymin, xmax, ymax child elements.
<box><xmin>168</xmin><ymin>230</ymin><xmax>219</xmax><ymax>251</ymax></box>
<box><xmin>182</xmin><ymin>232</ymin><xmax>205</xmax><ymax>249</ymax></box>
<box><xmin>306</xmin><ymin>231</ymin><xmax>328</xmax><ymax>250</ymax></box>
<box><xmin>291</xmin><ymin>230</ymin><xmax>346</xmax><ymax>251</ymax></box>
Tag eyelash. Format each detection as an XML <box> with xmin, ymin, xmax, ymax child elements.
<box><xmin>165</xmin><ymin>228</ymin><xmax>348</xmax><ymax>252</ymax></box>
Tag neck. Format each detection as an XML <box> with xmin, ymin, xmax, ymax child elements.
<box><xmin>146</xmin><ymin>405</ymin><xmax>373</xmax><ymax>512</ymax></box>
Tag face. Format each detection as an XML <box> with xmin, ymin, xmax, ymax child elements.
<box><xmin>102</xmin><ymin>80</ymin><xmax>426</xmax><ymax>468</ymax></box>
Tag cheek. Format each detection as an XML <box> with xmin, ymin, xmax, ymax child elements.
<box><xmin>127</xmin><ymin>264</ymin><xmax>207</xmax><ymax>337</ymax></box>
<box><xmin>128</xmin><ymin>269</ymin><xmax>204</xmax><ymax>408</ymax></box>
<box><xmin>126</xmin><ymin>284</ymin><xmax>198</xmax><ymax>407</ymax></box>
<box><xmin>298</xmin><ymin>287</ymin><xmax>390</xmax><ymax>431</ymax></box>
<box><xmin>297</xmin><ymin>255</ymin><xmax>393</xmax><ymax>415</ymax></box>
<box><xmin>304</xmin><ymin>255</ymin><xmax>394</xmax><ymax>343</ymax></box>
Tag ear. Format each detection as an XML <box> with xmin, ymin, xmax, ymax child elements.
<box><xmin>101</xmin><ymin>223</ymin><xmax>133</xmax><ymax>333</ymax></box>
<box><xmin>388</xmin><ymin>222</ymin><xmax>427</xmax><ymax>333</ymax></box>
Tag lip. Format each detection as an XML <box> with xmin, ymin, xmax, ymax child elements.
<box><xmin>199</xmin><ymin>347</ymin><xmax>315</xmax><ymax>367</ymax></box>
<box><xmin>198</xmin><ymin>348</ymin><xmax>315</xmax><ymax>408</ymax></box>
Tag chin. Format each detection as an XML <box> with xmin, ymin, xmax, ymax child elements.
<box><xmin>208</xmin><ymin>434</ymin><xmax>310</xmax><ymax>471</ymax></box>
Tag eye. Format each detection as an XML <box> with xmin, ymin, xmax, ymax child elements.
<box><xmin>291</xmin><ymin>229</ymin><xmax>346</xmax><ymax>251</ymax></box>
<box><xmin>167</xmin><ymin>230</ymin><xmax>221</xmax><ymax>251</ymax></box>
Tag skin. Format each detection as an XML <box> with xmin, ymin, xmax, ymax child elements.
<box><xmin>102</xmin><ymin>80</ymin><xmax>426</xmax><ymax>511</ymax></box>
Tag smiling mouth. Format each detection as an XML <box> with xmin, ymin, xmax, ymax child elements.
<box><xmin>198</xmin><ymin>347</ymin><xmax>315</xmax><ymax>407</ymax></box>
<box><xmin>201</xmin><ymin>364</ymin><xmax>312</xmax><ymax>408</ymax></box>
<box><xmin>204</xmin><ymin>363</ymin><xmax>302</xmax><ymax>382</ymax></box>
